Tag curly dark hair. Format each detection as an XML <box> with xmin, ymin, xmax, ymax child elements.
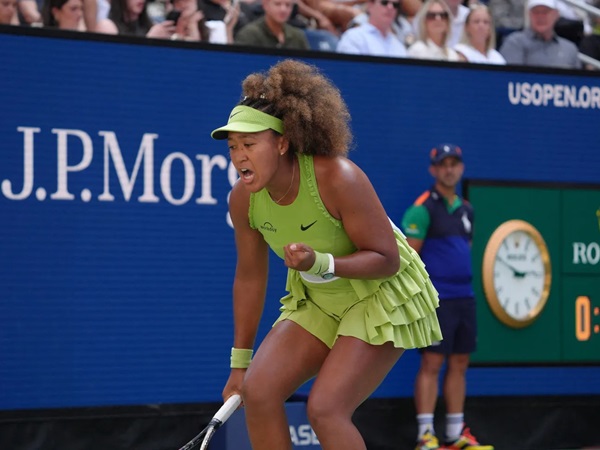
<box><xmin>238</xmin><ymin>60</ymin><xmax>353</xmax><ymax>157</ymax></box>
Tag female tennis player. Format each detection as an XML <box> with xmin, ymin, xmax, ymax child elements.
<box><xmin>211</xmin><ymin>59</ymin><xmax>442</xmax><ymax>450</ymax></box>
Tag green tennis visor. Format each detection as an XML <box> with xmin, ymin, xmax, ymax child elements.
<box><xmin>211</xmin><ymin>105</ymin><xmax>284</xmax><ymax>140</ymax></box>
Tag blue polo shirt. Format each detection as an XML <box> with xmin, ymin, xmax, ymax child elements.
<box><xmin>401</xmin><ymin>187</ymin><xmax>474</xmax><ymax>300</ymax></box>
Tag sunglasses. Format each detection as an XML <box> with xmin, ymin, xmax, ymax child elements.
<box><xmin>379</xmin><ymin>0</ymin><xmax>401</xmax><ymax>9</ymax></box>
<box><xmin>426</xmin><ymin>11</ymin><xmax>449</xmax><ymax>19</ymax></box>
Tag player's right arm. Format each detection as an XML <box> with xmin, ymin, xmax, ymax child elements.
<box><xmin>223</xmin><ymin>180</ymin><xmax>269</xmax><ymax>400</ymax></box>
<box><xmin>229</xmin><ymin>180</ymin><xmax>269</xmax><ymax>350</ymax></box>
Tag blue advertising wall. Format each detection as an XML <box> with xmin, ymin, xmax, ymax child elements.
<box><xmin>1</xmin><ymin>28</ymin><xmax>599</xmax><ymax>411</ymax></box>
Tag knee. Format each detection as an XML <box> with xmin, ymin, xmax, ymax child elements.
<box><xmin>447</xmin><ymin>354</ymin><xmax>470</xmax><ymax>374</ymax></box>
<box><xmin>241</xmin><ymin>370</ymin><xmax>289</xmax><ymax>410</ymax></box>
<box><xmin>420</xmin><ymin>357</ymin><xmax>443</xmax><ymax>375</ymax></box>
<box><xmin>306</xmin><ymin>395</ymin><xmax>339</xmax><ymax>431</ymax></box>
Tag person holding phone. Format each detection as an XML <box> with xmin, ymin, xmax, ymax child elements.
<box><xmin>166</xmin><ymin>0</ymin><xmax>239</xmax><ymax>42</ymax></box>
<box><xmin>95</xmin><ymin>0</ymin><xmax>176</xmax><ymax>37</ymax></box>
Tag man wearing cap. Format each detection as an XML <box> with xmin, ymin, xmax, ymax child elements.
<box><xmin>499</xmin><ymin>0</ymin><xmax>581</xmax><ymax>68</ymax></box>
<box><xmin>401</xmin><ymin>145</ymin><xmax>492</xmax><ymax>450</ymax></box>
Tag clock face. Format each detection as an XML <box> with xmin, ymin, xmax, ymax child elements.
<box><xmin>483</xmin><ymin>220</ymin><xmax>552</xmax><ymax>328</ymax></box>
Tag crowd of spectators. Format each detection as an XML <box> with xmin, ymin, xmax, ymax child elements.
<box><xmin>1</xmin><ymin>0</ymin><xmax>599</xmax><ymax>69</ymax></box>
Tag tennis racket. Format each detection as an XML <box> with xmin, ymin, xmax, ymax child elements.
<box><xmin>178</xmin><ymin>394</ymin><xmax>242</xmax><ymax>450</ymax></box>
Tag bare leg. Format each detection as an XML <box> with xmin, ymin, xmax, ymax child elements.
<box><xmin>414</xmin><ymin>351</ymin><xmax>445</xmax><ymax>414</ymax></box>
<box><xmin>307</xmin><ymin>336</ymin><xmax>404</xmax><ymax>450</ymax></box>
<box><xmin>443</xmin><ymin>353</ymin><xmax>469</xmax><ymax>413</ymax></box>
<box><xmin>242</xmin><ymin>320</ymin><xmax>330</xmax><ymax>450</ymax></box>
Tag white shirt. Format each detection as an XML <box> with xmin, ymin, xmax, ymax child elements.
<box><xmin>454</xmin><ymin>43</ymin><xmax>507</xmax><ymax>64</ymax></box>
<box><xmin>449</xmin><ymin>4</ymin><xmax>470</xmax><ymax>48</ymax></box>
<box><xmin>206</xmin><ymin>20</ymin><xmax>228</xmax><ymax>44</ymax></box>
<box><xmin>337</xmin><ymin>22</ymin><xmax>407</xmax><ymax>58</ymax></box>
<box><xmin>408</xmin><ymin>39</ymin><xmax>460</xmax><ymax>61</ymax></box>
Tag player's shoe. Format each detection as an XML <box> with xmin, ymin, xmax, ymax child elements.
<box><xmin>442</xmin><ymin>426</ymin><xmax>494</xmax><ymax>449</ymax></box>
<box><xmin>415</xmin><ymin>429</ymin><xmax>440</xmax><ymax>450</ymax></box>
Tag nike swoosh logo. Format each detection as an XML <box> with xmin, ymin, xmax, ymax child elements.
<box><xmin>229</xmin><ymin>111</ymin><xmax>242</xmax><ymax>119</ymax></box>
<box><xmin>300</xmin><ymin>220</ymin><xmax>317</xmax><ymax>231</ymax></box>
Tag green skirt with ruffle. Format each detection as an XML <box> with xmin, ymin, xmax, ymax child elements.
<box><xmin>274</xmin><ymin>228</ymin><xmax>442</xmax><ymax>349</ymax></box>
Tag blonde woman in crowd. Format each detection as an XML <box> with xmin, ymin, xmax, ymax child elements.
<box><xmin>408</xmin><ymin>0</ymin><xmax>460</xmax><ymax>61</ymax></box>
<box><xmin>455</xmin><ymin>4</ymin><xmax>506</xmax><ymax>64</ymax></box>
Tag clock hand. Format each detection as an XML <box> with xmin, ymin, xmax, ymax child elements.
<box><xmin>496</xmin><ymin>257</ymin><xmax>526</xmax><ymax>278</ymax></box>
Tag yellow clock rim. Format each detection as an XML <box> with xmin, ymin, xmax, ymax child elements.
<box><xmin>482</xmin><ymin>219</ymin><xmax>552</xmax><ymax>329</ymax></box>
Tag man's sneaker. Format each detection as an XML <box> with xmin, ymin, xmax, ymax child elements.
<box><xmin>415</xmin><ymin>430</ymin><xmax>440</xmax><ymax>450</ymax></box>
<box><xmin>442</xmin><ymin>426</ymin><xmax>494</xmax><ymax>449</ymax></box>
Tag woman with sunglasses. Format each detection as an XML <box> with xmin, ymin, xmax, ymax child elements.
<box><xmin>454</xmin><ymin>4</ymin><xmax>506</xmax><ymax>64</ymax></box>
<box><xmin>407</xmin><ymin>0</ymin><xmax>459</xmax><ymax>61</ymax></box>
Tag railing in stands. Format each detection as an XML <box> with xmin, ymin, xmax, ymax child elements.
<box><xmin>578</xmin><ymin>52</ymin><xmax>600</xmax><ymax>68</ymax></box>
<box><xmin>561</xmin><ymin>0</ymin><xmax>600</xmax><ymax>69</ymax></box>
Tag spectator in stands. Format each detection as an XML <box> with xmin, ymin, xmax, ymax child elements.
<box><xmin>234</xmin><ymin>0</ymin><xmax>310</xmax><ymax>49</ymax></box>
<box><xmin>199</xmin><ymin>0</ymin><xmax>253</xmax><ymax>37</ymax></box>
<box><xmin>413</xmin><ymin>0</ymin><xmax>469</xmax><ymax>47</ymax></box>
<box><xmin>302</xmin><ymin>0</ymin><xmax>362</xmax><ymax>32</ymax></box>
<box><xmin>488</xmin><ymin>0</ymin><xmax>526</xmax><ymax>48</ymax></box>
<box><xmin>408</xmin><ymin>0</ymin><xmax>460</xmax><ymax>61</ymax></box>
<box><xmin>348</xmin><ymin>0</ymin><xmax>417</xmax><ymax>47</ymax></box>
<box><xmin>169</xmin><ymin>0</ymin><xmax>239</xmax><ymax>43</ymax></box>
<box><xmin>17</xmin><ymin>0</ymin><xmax>42</xmax><ymax>25</ymax></box>
<box><xmin>0</xmin><ymin>0</ymin><xmax>18</xmax><ymax>24</ymax></box>
<box><xmin>499</xmin><ymin>0</ymin><xmax>581</xmax><ymax>68</ymax></box>
<box><xmin>443</xmin><ymin>0</ymin><xmax>469</xmax><ymax>46</ymax></box>
<box><xmin>578</xmin><ymin>0</ymin><xmax>600</xmax><ymax>68</ymax></box>
<box><xmin>294</xmin><ymin>0</ymin><xmax>339</xmax><ymax>35</ymax></box>
<box><xmin>455</xmin><ymin>4</ymin><xmax>506</xmax><ymax>64</ymax></box>
<box><xmin>41</xmin><ymin>0</ymin><xmax>85</xmax><ymax>29</ymax></box>
<box><xmin>292</xmin><ymin>0</ymin><xmax>340</xmax><ymax>51</ymax></box>
<box><xmin>81</xmin><ymin>0</ymin><xmax>95</xmax><ymax>30</ymax></box>
<box><xmin>336</xmin><ymin>0</ymin><xmax>407</xmax><ymax>57</ymax></box>
<box><xmin>95</xmin><ymin>0</ymin><xmax>176</xmax><ymax>37</ymax></box>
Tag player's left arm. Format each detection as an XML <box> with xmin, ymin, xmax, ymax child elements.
<box><xmin>316</xmin><ymin>155</ymin><xmax>399</xmax><ymax>279</ymax></box>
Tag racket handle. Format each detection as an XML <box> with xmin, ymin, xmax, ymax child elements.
<box><xmin>212</xmin><ymin>394</ymin><xmax>241</xmax><ymax>424</ymax></box>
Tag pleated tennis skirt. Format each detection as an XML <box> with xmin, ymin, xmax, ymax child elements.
<box><xmin>274</xmin><ymin>227</ymin><xmax>443</xmax><ymax>349</ymax></box>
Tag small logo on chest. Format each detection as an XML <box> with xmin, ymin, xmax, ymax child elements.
<box><xmin>260</xmin><ymin>222</ymin><xmax>277</xmax><ymax>233</ymax></box>
<box><xmin>300</xmin><ymin>220</ymin><xmax>317</xmax><ymax>231</ymax></box>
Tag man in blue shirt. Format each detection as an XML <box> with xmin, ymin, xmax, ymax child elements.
<box><xmin>402</xmin><ymin>144</ymin><xmax>493</xmax><ymax>450</ymax></box>
<box><xmin>336</xmin><ymin>0</ymin><xmax>407</xmax><ymax>57</ymax></box>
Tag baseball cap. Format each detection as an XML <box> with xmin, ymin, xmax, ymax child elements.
<box><xmin>430</xmin><ymin>144</ymin><xmax>463</xmax><ymax>165</ymax></box>
<box><xmin>528</xmin><ymin>0</ymin><xmax>557</xmax><ymax>9</ymax></box>
<box><xmin>211</xmin><ymin>105</ymin><xmax>284</xmax><ymax>140</ymax></box>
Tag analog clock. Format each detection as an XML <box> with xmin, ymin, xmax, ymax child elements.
<box><xmin>482</xmin><ymin>220</ymin><xmax>552</xmax><ymax>328</ymax></box>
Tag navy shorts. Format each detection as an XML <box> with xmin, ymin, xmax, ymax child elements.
<box><xmin>424</xmin><ymin>297</ymin><xmax>477</xmax><ymax>355</ymax></box>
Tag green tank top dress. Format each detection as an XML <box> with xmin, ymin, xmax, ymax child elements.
<box><xmin>249</xmin><ymin>154</ymin><xmax>442</xmax><ymax>349</ymax></box>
